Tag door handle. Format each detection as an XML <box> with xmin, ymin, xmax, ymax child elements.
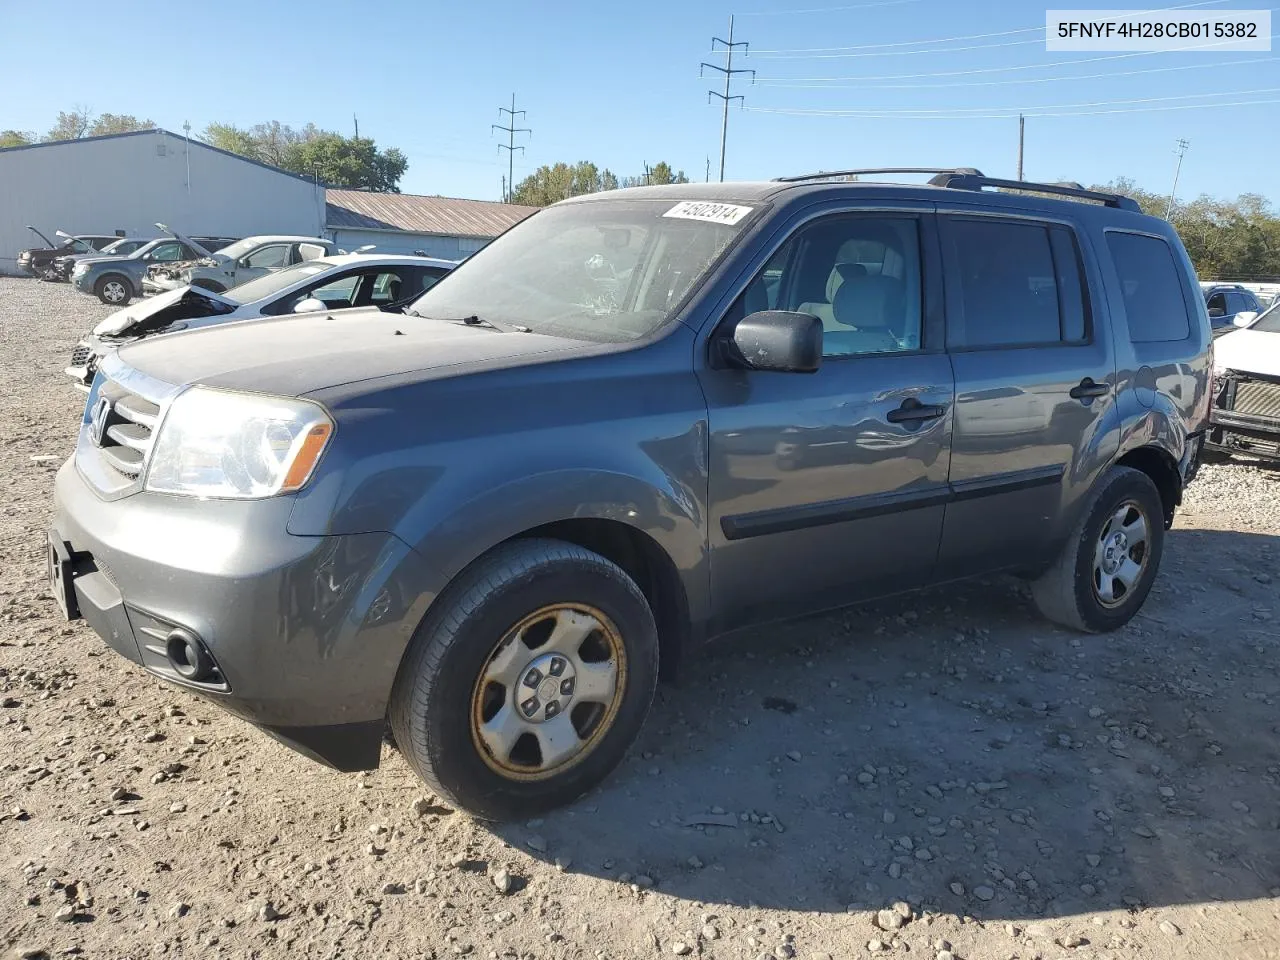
<box><xmin>1069</xmin><ymin>377</ymin><xmax>1110</xmax><ymax>400</ymax></box>
<box><xmin>886</xmin><ymin>398</ymin><xmax>947</xmax><ymax>424</ymax></box>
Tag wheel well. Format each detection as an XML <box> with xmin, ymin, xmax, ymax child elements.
<box><xmin>518</xmin><ymin>519</ymin><xmax>690</xmax><ymax>681</ymax></box>
<box><xmin>1117</xmin><ymin>446</ymin><xmax>1181</xmax><ymax>527</ymax></box>
<box><xmin>96</xmin><ymin>272</ymin><xmax>129</xmax><ymax>290</ymax></box>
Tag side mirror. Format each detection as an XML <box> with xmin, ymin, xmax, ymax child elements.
<box><xmin>1234</xmin><ymin>311</ymin><xmax>1258</xmax><ymax>327</ymax></box>
<box><xmin>293</xmin><ymin>297</ymin><xmax>327</xmax><ymax>314</ymax></box>
<box><xmin>728</xmin><ymin>310</ymin><xmax>822</xmax><ymax>373</ymax></box>
<box><xmin>1207</xmin><ymin>306</ymin><xmax>1225</xmax><ymax>319</ymax></box>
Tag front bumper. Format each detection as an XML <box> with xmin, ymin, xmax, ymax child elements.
<box><xmin>71</xmin><ymin>272</ymin><xmax>94</xmax><ymax>294</ymax></box>
<box><xmin>50</xmin><ymin>459</ymin><xmax>440</xmax><ymax>771</ymax></box>
<box><xmin>1208</xmin><ymin>409</ymin><xmax>1280</xmax><ymax>461</ymax></box>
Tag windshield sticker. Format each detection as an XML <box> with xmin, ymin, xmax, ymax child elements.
<box><xmin>662</xmin><ymin>201</ymin><xmax>753</xmax><ymax>225</ymax></box>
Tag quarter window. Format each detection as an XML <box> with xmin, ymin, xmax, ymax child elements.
<box><xmin>731</xmin><ymin>216</ymin><xmax>924</xmax><ymax>358</ymax></box>
<box><xmin>1105</xmin><ymin>232</ymin><xmax>1192</xmax><ymax>343</ymax></box>
<box><xmin>947</xmin><ymin>218</ymin><xmax>1088</xmax><ymax>348</ymax></box>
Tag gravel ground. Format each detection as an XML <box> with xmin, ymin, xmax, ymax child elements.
<box><xmin>1</xmin><ymin>275</ymin><xmax>1278</xmax><ymax>960</ymax></box>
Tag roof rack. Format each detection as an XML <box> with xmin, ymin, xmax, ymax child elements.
<box><xmin>774</xmin><ymin>166</ymin><xmax>1141</xmax><ymax>212</ymax></box>
<box><xmin>775</xmin><ymin>167</ymin><xmax>984</xmax><ymax>183</ymax></box>
<box><xmin>928</xmin><ymin>171</ymin><xmax>1141</xmax><ymax>212</ymax></box>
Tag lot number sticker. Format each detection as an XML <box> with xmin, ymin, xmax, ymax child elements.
<box><xmin>663</xmin><ymin>201</ymin><xmax>754</xmax><ymax>225</ymax></box>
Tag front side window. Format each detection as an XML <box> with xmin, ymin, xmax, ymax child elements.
<box><xmin>145</xmin><ymin>242</ymin><xmax>185</xmax><ymax>262</ymax></box>
<box><xmin>730</xmin><ymin>215</ymin><xmax>924</xmax><ymax>358</ymax></box>
<box><xmin>1106</xmin><ymin>232</ymin><xmax>1192</xmax><ymax>343</ymax></box>
<box><xmin>1206</xmin><ymin>291</ymin><xmax>1228</xmax><ymax>317</ymax></box>
<box><xmin>948</xmin><ymin>218</ymin><xmax>1088</xmax><ymax>348</ymax></box>
<box><xmin>223</xmin><ymin>261</ymin><xmax>329</xmax><ymax>305</ymax></box>
<box><xmin>407</xmin><ymin>199</ymin><xmax>756</xmax><ymax>343</ymax></box>
<box><xmin>1252</xmin><ymin>301</ymin><xmax>1280</xmax><ymax>333</ymax></box>
<box><xmin>243</xmin><ymin>244</ymin><xmax>291</xmax><ymax>270</ymax></box>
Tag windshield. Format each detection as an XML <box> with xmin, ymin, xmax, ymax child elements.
<box><xmin>223</xmin><ymin>261</ymin><xmax>330</xmax><ymax>304</ymax></box>
<box><xmin>211</xmin><ymin>237</ymin><xmax>260</xmax><ymax>260</ymax></box>
<box><xmin>1251</xmin><ymin>300</ymin><xmax>1280</xmax><ymax>333</ymax></box>
<box><xmin>406</xmin><ymin>198</ymin><xmax>757</xmax><ymax>342</ymax></box>
<box><xmin>99</xmin><ymin>238</ymin><xmax>141</xmax><ymax>255</ymax></box>
<box><xmin>62</xmin><ymin>237</ymin><xmax>96</xmax><ymax>252</ymax></box>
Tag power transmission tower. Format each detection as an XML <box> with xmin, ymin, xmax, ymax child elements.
<box><xmin>492</xmin><ymin>94</ymin><xmax>531</xmax><ymax>203</ymax></box>
<box><xmin>1166</xmin><ymin>138</ymin><xmax>1190</xmax><ymax>220</ymax></box>
<box><xmin>1016</xmin><ymin>114</ymin><xmax>1025</xmax><ymax>181</ymax></box>
<box><xmin>701</xmin><ymin>15</ymin><xmax>753</xmax><ymax>182</ymax></box>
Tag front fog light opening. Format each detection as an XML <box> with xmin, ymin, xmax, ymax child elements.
<box><xmin>165</xmin><ymin>629</ymin><xmax>217</xmax><ymax>683</ymax></box>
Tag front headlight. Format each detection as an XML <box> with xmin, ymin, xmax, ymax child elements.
<box><xmin>144</xmin><ymin>387</ymin><xmax>333</xmax><ymax>499</ymax></box>
<box><xmin>73</xmin><ymin>263</ymin><xmax>88</xmax><ymax>276</ymax></box>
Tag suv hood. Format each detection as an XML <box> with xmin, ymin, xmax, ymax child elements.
<box><xmin>94</xmin><ymin>285</ymin><xmax>237</xmax><ymax>337</ymax></box>
<box><xmin>1214</xmin><ymin>328</ymin><xmax>1280</xmax><ymax>378</ymax></box>
<box><xmin>117</xmin><ymin>308</ymin><xmax>590</xmax><ymax>397</ymax></box>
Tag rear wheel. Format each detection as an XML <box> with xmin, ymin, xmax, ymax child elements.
<box><xmin>95</xmin><ymin>275</ymin><xmax>131</xmax><ymax>305</ymax></box>
<box><xmin>1030</xmin><ymin>466</ymin><xmax>1165</xmax><ymax>632</ymax></box>
<box><xmin>389</xmin><ymin>538</ymin><xmax>659</xmax><ymax>820</ymax></box>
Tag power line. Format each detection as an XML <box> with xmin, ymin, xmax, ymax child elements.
<box><xmin>736</xmin><ymin>0</ymin><xmax>923</xmax><ymax>16</ymax></box>
<box><xmin>747</xmin><ymin>86</ymin><xmax>1280</xmax><ymax>117</ymax></box>
<box><xmin>746</xmin><ymin>36</ymin><xmax>1279</xmax><ymax>83</ymax></box>
<box><xmin>701</xmin><ymin>15</ymin><xmax>754</xmax><ymax>182</ymax></box>
<box><xmin>751</xmin><ymin>55</ymin><xmax>1277</xmax><ymax>90</ymax></box>
<box><xmin>742</xmin><ymin>0</ymin><xmax>1232</xmax><ymax>52</ymax></box>
<box><xmin>744</xmin><ymin>96</ymin><xmax>1280</xmax><ymax>120</ymax></box>
<box><xmin>749</xmin><ymin>37</ymin><xmax>1046</xmax><ymax>59</ymax></box>
<box><xmin>492</xmin><ymin>94</ymin><xmax>530</xmax><ymax>203</ymax></box>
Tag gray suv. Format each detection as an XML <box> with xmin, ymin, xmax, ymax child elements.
<box><xmin>48</xmin><ymin>169</ymin><xmax>1211</xmax><ymax>820</ymax></box>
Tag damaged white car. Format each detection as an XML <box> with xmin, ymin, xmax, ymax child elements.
<box><xmin>65</xmin><ymin>254</ymin><xmax>457</xmax><ymax>389</ymax></box>
<box><xmin>143</xmin><ymin>233</ymin><xmax>340</xmax><ymax>294</ymax></box>
<box><xmin>1208</xmin><ymin>299</ymin><xmax>1280</xmax><ymax>463</ymax></box>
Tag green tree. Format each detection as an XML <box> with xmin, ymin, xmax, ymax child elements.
<box><xmin>203</xmin><ymin>122</ymin><xmax>407</xmax><ymax>191</ymax></box>
<box><xmin>88</xmin><ymin>113</ymin><xmax>154</xmax><ymax>136</ymax></box>
<box><xmin>511</xmin><ymin>159</ymin><xmax>687</xmax><ymax>206</ymax></box>
<box><xmin>0</xmin><ymin>129</ymin><xmax>33</xmax><ymax>148</ymax></box>
<box><xmin>45</xmin><ymin>108</ymin><xmax>93</xmax><ymax>141</ymax></box>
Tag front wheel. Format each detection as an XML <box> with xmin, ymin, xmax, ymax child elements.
<box><xmin>389</xmin><ymin>538</ymin><xmax>659</xmax><ymax>820</ymax></box>
<box><xmin>1030</xmin><ymin>466</ymin><xmax>1165</xmax><ymax>632</ymax></box>
<box><xmin>95</xmin><ymin>275</ymin><xmax>132</xmax><ymax>305</ymax></box>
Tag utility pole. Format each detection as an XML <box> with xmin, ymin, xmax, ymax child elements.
<box><xmin>701</xmin><ymin>16</ymin><xmax>753</xmax><ymax>182</ymax></box>
<box><xmin>182</xmin><ymin>120</ymin><xmax>191</xmax><ymax>193</ymax></box>
<box><xmin>1166</xmin><ymin>138</ymin><xmax>1190</xmax><ymax>220</ymax></box>
<box><xmin>354</xmin><ymin>113</ymin><xmax>359</xmax><ymax>139</ymax></box>
<box><xmin>493</xmin><ymin>94</ymin><xmax>531</xmax><ymax>203</ymax></box>
<box><xmin>501</xmin><ymin>175</ymin><xmax>506</xmax><ymax>205</ymax></box>
<box><xmin>1016</xmin><ymin>114</ymin><xmax>1025</xmax><ymax>181</ymax></box>
<box><xmin>705</xmin><ymin>155</ymin><xmax>710</xmax><ymax>183</ymax></box>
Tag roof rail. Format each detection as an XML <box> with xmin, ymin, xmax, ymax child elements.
<box><xmin>775</xmin><ymin>167</ymin><xmax>985</xmax><ymax>183</ymax></box>
<box><xmin>929</xmin><ymin>172</ymin><xmax>1141</xmax><ymax>212</ymax></box>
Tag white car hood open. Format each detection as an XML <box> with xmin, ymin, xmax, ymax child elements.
<box><xmin>93</xmin><ymin>285</ymin><xmax>236</xmax><ymax>336</ymax></box>
<box><xmin>1214</xmin><ymin>328</ymin><xmax>1280</xmax><ymax>378</ymax></box>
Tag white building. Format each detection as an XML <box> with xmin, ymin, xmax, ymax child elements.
<box><xmin>326</xmin><ymin>188</ymin><xmax>537</xmax><ymax>261</ymax></box>
<box><xmin>0</xmin><ymin>128</ymin><xmax>326</xmax><ymax>275</ymax></box>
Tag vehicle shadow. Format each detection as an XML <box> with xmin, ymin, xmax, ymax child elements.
<box><xmin>491</xmin><ymin>527</ymin><xmax>1280</xmax><ymax>922</ymax></box>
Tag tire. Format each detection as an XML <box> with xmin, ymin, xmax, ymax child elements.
<box><xmin>1030</xmin><ymin>466</ymin><xmax>1166</xmax><ymax>633</ymax></box>
<box><xmin>389</xmin><ymin>538</ymin><xmax>659</xmax><ymax>821</ymax></box>
<box><xmin>95</xmin><ymin>275</ymin><xmax>132</xmax><ymax>306</ymax></box>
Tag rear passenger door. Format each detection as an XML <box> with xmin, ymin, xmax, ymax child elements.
<box><xmin>935</xmin><ymin>212</ymin><xmax>1117</xmax><ymax>577</ymax></box>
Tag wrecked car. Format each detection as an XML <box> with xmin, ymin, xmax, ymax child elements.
<box><xmin>72</xmin><ymin>235</ymin><xmax>218</xmax><ymax>305</ymax></box>
<box><xmin>65</xmin><ymin>255</ymin><xmax>457</xmax><ymax>389</ymax></box>
<box><xmin>17</xmin><ymin>227</ymin><xmax>118</xmax><ymax>278</ymax></box>
<box><xmin>50</xmin><ymin>236</ymin><xmax>156</xmax><ymax>281</ymax></box>
<box><xmin>144</xmin><ymin>235</ymin><xmax>338</xmax><ymax>295</ymax></box>
<box><xmin>1208</xmin><ymin>299</ymin><xmax>1280</xmax><ymax>462</ymax></box>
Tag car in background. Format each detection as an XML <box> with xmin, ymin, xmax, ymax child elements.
<box><xmin>17</xmin><ymin>228</ymin><xmax>119</xmax><ymax>278</ymax></box>
<box><xmin>64</xmin><ymin>254</ymin><xmax>457</xmax><ymax>388</ymax></box>
<box><xmin>49</xmin><ymin>236</ymin><xmax>157</xmax><ymax>281</ymax></box>
<box><xmin>1208</xmin><ymin>299</ymin><xmax>1280</xmax><ymax>462</ymax></box>
<box><xmin>1201</xmin><ymin>282</ymin><xmax>1266</xmax><ymax>338</ymax></box>
<box><xmin>72</xmin><ymin>234</ymin><xmax>222</xmax><ymax>306</ymax></box>
<box><xmin>144</xmin><ymin>235</ymin><xmax>339</xmax><ymax>295</ymax></box>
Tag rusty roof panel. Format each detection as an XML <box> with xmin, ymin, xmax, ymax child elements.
<box><xmin>326</xmin><ymin>189</ymin><xmax>538</xmax><ymax>239</ymax></box>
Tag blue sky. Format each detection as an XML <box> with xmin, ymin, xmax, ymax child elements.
<box><xmin>2</xmin><ymin>0</ymin><xmax>1276</xmax><ymax>204</ymax></box>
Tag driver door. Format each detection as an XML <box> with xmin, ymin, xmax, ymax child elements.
<box><xmin>700</xmin><ymin>209</ymin><xmax>954</xmax><ymax>631</ymax></box>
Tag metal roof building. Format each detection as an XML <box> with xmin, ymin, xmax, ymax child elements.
<box><xmin>326</xmin><ymin>189</ymin><xmax>538</xmax><ymax>260</ymax></box>
<box><xmin>0</xmin><ymin>129</ymin><xmax>327</xmax><ymax>276</ymax></box>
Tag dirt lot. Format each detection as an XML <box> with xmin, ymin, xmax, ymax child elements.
<box><xmin>1</xmin><ymin>275</ymin><xmax>1278</xmax><ymax>960</ymax></box>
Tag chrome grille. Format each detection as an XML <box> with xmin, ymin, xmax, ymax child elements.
<box><xmin>69</xmin><ymin>344</ymin><xmax>91</xmax><ymax>367</ymax></box>
<box><xmin>1233</xmin><ymin>380</ymin><xmax>1280</xmax><ymax>421</ymax></box>
<box><xmin>75</xmin><ymin>356</ymin><xmax>178</xmax><ymax>499</ymax></box>
<box><xmin>94</xmin><ymin>390</ymin><xmax>160</xmax><ymax>478</ymax></box>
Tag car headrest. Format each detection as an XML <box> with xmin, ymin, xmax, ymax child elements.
<box><xmin>832</xmin><ymin>275</ymin><xmax>904</xmax><ymax>331</ymax></box>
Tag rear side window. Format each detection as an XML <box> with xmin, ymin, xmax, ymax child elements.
<box><xmin>948</xmin><ymin>218</ymin><xmax>1089</xmax><ymax>348</ymax></box>
<box><xmin>1105</xmin><ymin>232</ymin><xmax>1191</xmax><ymax>342</ymax></box>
